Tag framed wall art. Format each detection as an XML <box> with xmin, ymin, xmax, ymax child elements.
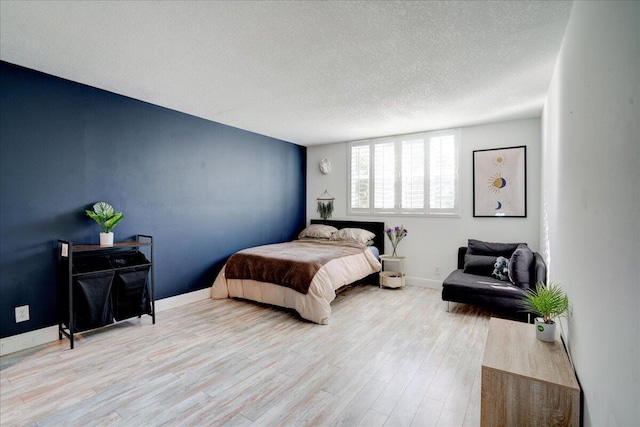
<box><xmin>473</xmin><ymin>145</ymin><xmax>527</xmax><ymax>217</ymax></box>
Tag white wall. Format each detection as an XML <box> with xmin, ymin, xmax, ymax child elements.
<box><xmin>542</xmin><ymin>1</ymin><xmax>640</xmax><ymax>426</ymax></box>
<box><xmin>307</xmin><ymin>118</ymin><xmax>541</xmax><ymax>288</ymax></box>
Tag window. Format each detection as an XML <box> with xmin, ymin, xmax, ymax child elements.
<box><xmin>348</xmin><ymin>129</ymin><xmax>459</xmax><ymax>216</ymax></box>
<box><xmin>350</xmin><ymin>144</ymin><xmax>370</xmax><ymax>210</ymax></box>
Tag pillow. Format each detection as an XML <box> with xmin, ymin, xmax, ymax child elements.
<box><xmin>298</xmin><ymin>224</ymin><xmax>338</xmax><ymax>239</ymax></box>
<box><xmin>467</xmin><ymin>239</ymin><xmax>521</xmax><ymax>257</ymax></box>
<box><xmin>463</xmin><ymin>254</ymin><xmax>497</xmax><ymax>276</ymax></box>
<box><xmin>508</xmin><ymin>244</ymin><xmax>534</xmax><ymax>287</ymax></box>
<box><xmin>329</xmin><ymin>228</ymin><xmax>375</xmax><ymax>244</ymax></box>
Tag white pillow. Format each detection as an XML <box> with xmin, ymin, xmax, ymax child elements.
<box><xmin>298</xmin><ymin>224</ymin><xmax>338</xmax><ymax>239</ymax></box>
<box><xmin>329</xmin><ymin>228</ymin><xmax>375</xmax><ymax>244</ymax></box>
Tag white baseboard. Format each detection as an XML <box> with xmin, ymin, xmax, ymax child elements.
<box><xmin>406</xmin><ymin>276</ymin><xmax>443</xmax><ymax>289</ymax></box>
<box><xmin>155</xmin><ymin>287</ymin><xmax>211</xmax><ymax>312</ymax></box>
<box><xmin>0</xmin><ymin>287</ymin><xmax>212</xmax><ymax>357</ymax></box>
<box><xmin>0</xmin><ymin>325</ymin><xmax>59</xmax><ymax>357</ymax></box>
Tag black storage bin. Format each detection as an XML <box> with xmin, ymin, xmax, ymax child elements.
<box><xmin>110</xmin><ymin>251</ymin><xmax>149</xmax><ymax>269</ymax></box>
<box><xmin>111</xmin><ymin>251</ymin><xmax>151</xmax><ymax>321</ymax></box>
<box><xmin>73</xmin><ymin>271</ymin><xmax>115</xmax><ymax>331</ymax></box>
<box><xmin>73</xmin><ymin>253</ymin><xmax>112</xmax><ymax>274</ymax></box>
<box><xmin>65</xmin><ymin>252</ymin><xmax>115</xmax><ymax>331</ymax></box>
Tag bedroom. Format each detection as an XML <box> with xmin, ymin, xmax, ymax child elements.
<box><xmin>1</xmin><ymin>1</ymin><xmax>638</xmax><ymax>426</ymax></box>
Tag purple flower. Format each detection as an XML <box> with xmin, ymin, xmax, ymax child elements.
<box><xmin>385</xmin><ymin>225</ymin><xmax>408</xmax><ymax>254</ymax></box>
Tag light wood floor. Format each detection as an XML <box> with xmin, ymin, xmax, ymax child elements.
<box><xmin>0</xmin><ymin>285</ymin><xmax>492</xmax><ymax>427</ymax></box>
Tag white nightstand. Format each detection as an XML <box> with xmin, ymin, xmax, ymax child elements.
<box><xmin>379</xmin><ymin>254</ymin><xmax>406</xmax><ymax>289</ymax></box>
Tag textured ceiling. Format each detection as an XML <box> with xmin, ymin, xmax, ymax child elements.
<box><xmin>0</xmin><ymin>1</ymin><xmax>572</xmax><ymax>146</ymax></box>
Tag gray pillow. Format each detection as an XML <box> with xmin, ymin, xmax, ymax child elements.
<box><xmin>467</xmin><ymin>239</ymin><xmax>521</xmax><ymax>258</ymax></box>
<box><xmin>298</xmin><ymin>224</ymin><xmax>338</xmax><ymax>239</ymax></box>
<box><xmin>329</xmin><ymin>228</ymin><xmax>375</xmax><ymax>244</ymax></box>
<box><xmin>463</xmin><ymin>254</ymin><xmax>497</xmax><ymax>276</ymax></box>
<box><xmin>508</xmin><ymin>244</ymin><xmax>534</xmax><ymax>287</ymax></box>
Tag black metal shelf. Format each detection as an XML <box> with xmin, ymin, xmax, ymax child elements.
<box><xmin>71</xmin><ymin>237</ymin><xmax>152</xmax><ymax>253</ymax></box>
<box><xmin>57</xmin><ymin>234</ymin><xmax>155</xmax><ymax>349</ymax></box>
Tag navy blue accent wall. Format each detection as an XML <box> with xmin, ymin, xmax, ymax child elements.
<box><xmin>0</xmin><ymin>61</ymin><xmax>306</xmax><ymax>339</ymax></box>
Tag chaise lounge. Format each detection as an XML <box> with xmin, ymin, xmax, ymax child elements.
<box><xmin>441</xmin><ymin>239</ymin><xmax>547</xmax><ymax>322</ymax></box>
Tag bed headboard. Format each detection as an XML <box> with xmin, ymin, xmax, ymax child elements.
<box><xmin>310</xmin><ymin>219</ymin><xmax>385</xmax><ymax>254</ymax></box>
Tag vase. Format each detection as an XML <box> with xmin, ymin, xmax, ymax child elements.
<box><xmin>100</xmin><ymin>232</ymin><xmax>114</xmax><ymax>247</ymax></box>
<box><xmin>535</xmin><ymin>318</ymin><xmax>556</xmax><ymax>342</ymax></box>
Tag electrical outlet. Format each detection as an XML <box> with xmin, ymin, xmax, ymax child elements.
<box><xmin>434</xmin><ymin>265</ymin><xmax>441</xmax><ymax>276</ymax></box>
<box><xmin>15</xmin><ymin>305</ymin><xmax>29</xmax><ymax>323</ymax></box>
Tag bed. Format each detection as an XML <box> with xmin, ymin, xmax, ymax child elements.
<box><xmin>211</xmin><ymin>220</ymin><xmax>385</xmax><ymax>324</ymax></box>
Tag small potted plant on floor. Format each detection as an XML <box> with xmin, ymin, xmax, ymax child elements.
<box><xmin>86</xmin><ymin>201</ymin><xmax>124</xmax><ymax>246</ymax></box>
<box><xmin>519</xmin><ymin>282</ymin><xmax>570</xmax><ymax>342</ymax></box>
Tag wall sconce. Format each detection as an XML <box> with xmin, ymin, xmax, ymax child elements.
<box><xmin>317</xmin><ymin>190</ymin><xmax>334</xmax><ymax>220</ymax></box>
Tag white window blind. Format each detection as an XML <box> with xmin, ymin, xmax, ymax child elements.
<box><xmin>374</xmin><ymin>142</ymin><xmax>395</xmax><ymax>211</ymax></box>
<box><xmin>348</xmin><ymin>129</ymin><xmax>459</xmax><ymax>216</ymax></box>
<box><xmin>429</xmin><ymin>134</ymin><xmax>457</xmax><ymax>211</ymax></box>
<box><xmin>401</xmin><ymin>138</ymin><xmax>425</xmax><ymax>211</ymax></box>
<box><xmin>349</xmin><ymin>143</ymin><xmax>370</xmax><ymax>210</ymax></box>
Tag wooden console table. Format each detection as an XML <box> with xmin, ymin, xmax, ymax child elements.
<box><xmin>481</xmin><ymin>317</ymin><xmax>580</xmax><ymax>426</ymax></box>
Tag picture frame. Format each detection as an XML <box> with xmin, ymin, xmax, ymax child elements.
<box><xmin>473</xmin><ymin>145</ymin><xmax>527</xmax><ymax>217</ymax></box>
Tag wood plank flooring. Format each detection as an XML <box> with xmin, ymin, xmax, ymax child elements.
<box><xmin>0</xmin><ymin>285</ymin><xmax>492</xmax><ymax>426</ymax></box>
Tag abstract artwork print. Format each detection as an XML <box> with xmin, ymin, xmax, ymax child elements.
<box><xmin>473</xmin><ymin>146</ymin><xmax>526</xmax><ymax>217</ymax></box>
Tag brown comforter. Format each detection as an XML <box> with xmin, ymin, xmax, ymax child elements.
<box><xmin>225</xmin><ymin>240</ymin><xmax>367</xmax><ymax>294</ymax></box>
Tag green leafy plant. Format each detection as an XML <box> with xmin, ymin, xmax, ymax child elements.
<box><xmin>85</xmin><ymin>201</ymin><xmax>124</xmax><ymax>233</ymax></box>
<box><xmin>519</xmin><ymin>282</ymin><xmax>570</xmax><ymax>324</ymax></box>
<box><xmin>317</xmin><ymin>200</ymin><xmax>334</xmax><ymax>220</ymax></box>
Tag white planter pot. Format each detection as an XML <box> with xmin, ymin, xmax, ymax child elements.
<box><xmin>535</xmin><ymin>318</ymin><xmax>556</xmax><ymax>342</ymax></box>
<box><xmin>100</xmin><ymin>232</ymin><xmax>114</xmax><ymax>247</ymax></box>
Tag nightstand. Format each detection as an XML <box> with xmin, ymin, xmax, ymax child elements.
<box><xmin>379</xmin><ymin>254</ymin><xmax>406</xmax><ymax>288</ymax></box>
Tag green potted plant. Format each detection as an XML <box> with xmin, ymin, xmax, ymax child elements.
<box><xmin>519</xmin><ymin>282</ymin><xmax>570</xmax><ymax>342</ymax></box>
<box><xmin>86</xmin><ymin>201</ymin><xmax>124</xmax><ymax>246</ymax></box>
<box><xmin>316</xmin><ymin>190</ymin><xmax>334</xmax><ymax>220</ymax></box>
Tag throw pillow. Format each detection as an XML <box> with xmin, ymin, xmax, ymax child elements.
<box><xmin>508</xmin><ymin>244</ymin><xmax>534</xmax><ymax>287</ymax></box>
<box><xmin>298</xmin><ymin>224</ymin><xmax>338</xmax><ymax>239</ymax></box>
<box><xmin>329</xmin><ymin>228</ymin><xmax>375</xmax><ymax>244</ymax></box>
<box><xmin>463</xmin><ymin>254</ymin><xmax>497</xmax><ymax>276</ymax></box>
<box><xmin>467</xmin><ymin>239</ymin><xmax>521</xmax><ymax>258</ymax></box>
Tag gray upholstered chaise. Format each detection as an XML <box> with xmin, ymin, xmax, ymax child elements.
<box><xmin>441</xmin><ymin>240</ymin><xmax>547</xmax><ymax>322</ymax></box>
